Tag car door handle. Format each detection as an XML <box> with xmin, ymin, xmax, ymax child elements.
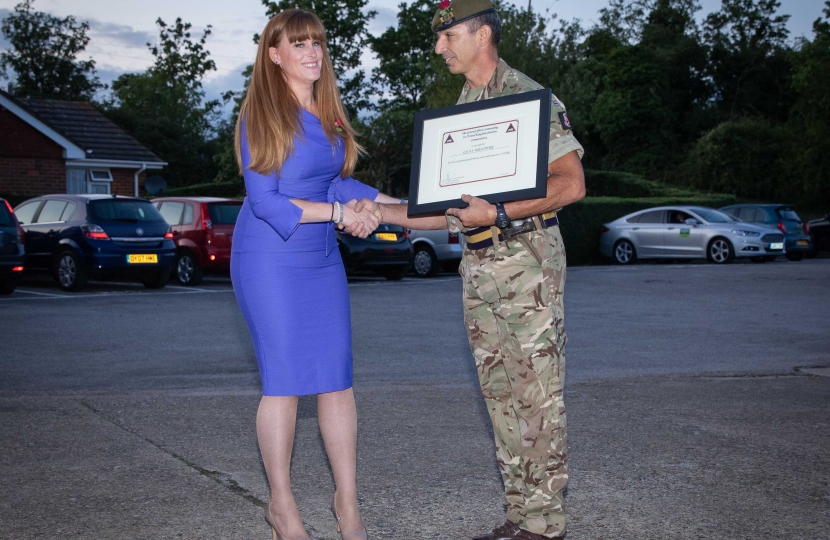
<box><xmin>667</xmin><ymin>227</ymin><xmax>676</xmax><ymax>230</ymax></box>
<box><xmin>632</xmin><ymin>227</ymin><xmax>640</xmax><ymax>230</ymax></box>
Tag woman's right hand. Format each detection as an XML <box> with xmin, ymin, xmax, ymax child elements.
<box><xmin>341</xmin><ymin>201</ymin><xmax>380</xmax><ymax>238</ymax></box>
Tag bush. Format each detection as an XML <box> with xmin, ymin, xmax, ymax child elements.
<box><xmin>584</xmin><ymin>170</ymin><xmax>702</xmax><ymax>198</ymax></box>
<box><xmin>160</xmin><ymin>182</ymin><xmax>243</xmax><ymax>198</ymax></box>
<box><xmin>558</xmin><ymin>194</ymin><xmax>737</xmax><ymax>266</ymax></box>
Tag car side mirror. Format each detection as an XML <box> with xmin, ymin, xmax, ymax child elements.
<box><xmin>685</xmin><ymin>218</ymin><xmax>700</xmax><ymax>226</ymax></box>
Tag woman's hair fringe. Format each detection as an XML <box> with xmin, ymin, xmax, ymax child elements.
<box><xmin>234</xmin><ymin>9</ymin><xmax>363</xmax><ymax>178</ymax></box>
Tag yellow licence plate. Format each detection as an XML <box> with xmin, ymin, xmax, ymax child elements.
<box><xmin>797</xmin><ymin>240</ymin><xmax>809</xmax><ymax>246</ymax></box>
<box><xmin>127</xmin><ymin>254</ymin><xmax>158</xmax><ymax>264</ymax></box>
<box><xmin>375</xmin><ymin>233</ymin><xmax>397</xmax><ymax>241</ymax></box>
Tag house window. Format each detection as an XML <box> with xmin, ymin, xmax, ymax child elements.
<box><xmin>87</xmin><ymin>169</ymin><xmax>113</xmax><ymax>194</ymax></box>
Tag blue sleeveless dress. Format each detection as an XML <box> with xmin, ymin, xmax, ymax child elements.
<box><xmin>231</xmin><ymin>110</ymin><xmax>378</xmax><ymax>396</ymax></box>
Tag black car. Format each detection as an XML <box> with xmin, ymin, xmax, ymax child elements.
<box><xmin>807</xmin><ymin>212</ymin><xmax>830</xmax><ymax>256</ymax></box>
<box><xmin>719</xmin><ymin>204</ymin><xmax>813</xmax><ymax>261</ymax></box>
<box><xmin>0</xmin><ymin>198</ymin><xmax>26</xmax><ymax>295</ymax></box>
<box><xmin>337</xmin><ymin>223</ymin><xmax>413</xmax><ymax>280</ymax></box>
<box><xmin>14</xmin><ymin>195</ymin><xmax>176</xmax><ymax>291</ymax></box>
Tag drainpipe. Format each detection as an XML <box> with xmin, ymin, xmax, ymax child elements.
<box><xmin>134</xmin><ymin>163</ymin><xmax>147</xmax><ymax>197</ymax></box>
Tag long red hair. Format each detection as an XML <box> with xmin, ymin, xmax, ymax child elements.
<box><xmin>235</xmin><ymin>9</ymin><xmax>362</xmax><ymax>177</ymax></box>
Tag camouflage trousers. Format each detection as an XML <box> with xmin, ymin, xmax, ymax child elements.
<box><xmin>461</xmin><ymin>226</ymin><xmax>568</xmax><ymax>538</ymax></box>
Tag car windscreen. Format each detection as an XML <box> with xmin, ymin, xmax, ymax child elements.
<box><xmin>689</xmin><ymin>208</ymin><xmax>736</xmax><ymax>223</ymax></box>
<box><xmin>776</xmin><ymin>207</ymin><xmax>801</xmax><ymax>222</ymax></box>
<box><xmin>208</xmin><ymin>203</ymin><xmax>242</xmax><ymax>225</ymax></box>
<box><xmin>89</xmin><ymin>199</ymin><xmax>165</xmax><ymax>223</ymax></box>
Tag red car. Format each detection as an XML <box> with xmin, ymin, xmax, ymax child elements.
<box><xmin>151</xmin><ymin>197</ymin><xmax>242</xmax><ymax>285</ymax></box>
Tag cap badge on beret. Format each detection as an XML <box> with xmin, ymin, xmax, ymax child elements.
<box><xmin>437</xmin><ymin>1</ymin><xmax>455</xmax><ymax>27</ymax></box>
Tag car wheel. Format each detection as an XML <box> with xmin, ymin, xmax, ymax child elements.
<box><xmin>613</xmin><ymin>239</ymin><xmax>636</xmax><ymax>265</ymax></box>
<box><xmin>142</xmin><ymin>268</ymin><xmax>171</xmax><ymax>289</ymax></box>
<box><xmin>175</xmin><ymin>251</ymin><xmax>204</xmax><ymax>286</ymax></box>
<box><xmin>53</xmin><ymin>249</ymin><xmax>88</xmax><ymax>291</ymax></box>
<box><xmin>0</xmin><ymin>278</ymin><xmax>16</xmax><ymax>295</ymax></box>
<box><xmin>707</xmin><ymin>237</ymin><xmax>735</xmax><ymax>264</ymax></box>
<box><xmin>412</xmin><ymin>245</ymin><xmax>438</xmax><ymax>278</ymax></box>
<box><xmin>379</xmin><ymin>266</ymin><xmax>408</xmax><ymax>281</ymax></box>
<box><xmin>785</xmin><ymin>252</ymin><xmax>804</xmax><ymax>261</ymax></box>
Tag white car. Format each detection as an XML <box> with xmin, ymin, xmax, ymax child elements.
<box><xmin>599</xmin><ymin>206</ymin><xmax>786</xmax><ymax>264</ymax></box>
<box><xmin>407</xmin><ymin>229</ymin><xmax>462</xmax><ymax>277</ymax></box>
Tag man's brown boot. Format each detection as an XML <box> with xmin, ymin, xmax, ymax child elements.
<box><xmin>471</xmin><ymin>521</ymin><xmax>520</xmax><ymax>540</ymax></box>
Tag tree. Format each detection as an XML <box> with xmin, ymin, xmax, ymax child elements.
<box><xmin>370</xmin><ymin>0</ymin><xmax>436</xmax><ymax>110</ymax></box>
<box><xmin>703</xmin><ymin>0</ymin><xmax>793</xmax><ymax>120</ymax></box>
<box><xmin>0</xmin><ymin>0</ymin><xmax>104</xmax><ymax>100</ymax></box>
<box><xmin>262</xmin><ymin>0</ymin><xmax>376</xmax><ymax>112</ymax></box>
<box><xmin>101</xmin><ymin>18</ymin><xmax>225</xmax><ymax>187</ymax></box>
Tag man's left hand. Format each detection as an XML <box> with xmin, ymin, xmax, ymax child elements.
<box><xmin>446</xmin><ymin>194</ymin><xmax>497</xmax><ymax>228</ymax></box>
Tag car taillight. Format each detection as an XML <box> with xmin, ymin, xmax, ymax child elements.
<box><xmin>3</xmin><ymin>200</ymin><xmax>13</xmax><ymax>214</ymax></box>
<box><xmin>17</xmin><ymin>225</ymin><xmax>25</xmax><ymax>244</ymax></box>
<box><xmin>164</xmin><ymin>226</ymin><xmax>174</xmax><ymax>239</ymax></box>
<box><xmin>602</xmin><ymin>226</ymin><xmax>610</xmax><ymax>232</ymax></box>
<box><xmin>448</xmin><ymin>232</ymin><xmax>459</xmax><ymax>244</ymax></box>
<box><xmin>12</xmin><ymin>266</ymin><xmax>24</xmax><ymax>272</ymax></box>
<box><xmin>403</xmin><ymin>229</ymin><xmax>409</xmax><ymax>239</ymax></box>
<box><xmin>81</xmin><ymin>223</ymin><xmax>110</xmax><ymax>240</ymax></box>
<box><xmin>777</xmin><ymin>222</ymin><xmax>787</xmax><ymax>234</ymax></box>
<box><xmin>804</xmin><ymin>222</ymin><xmax>809</xmax><ymax>234</ymax></box>
<box><xmin>201</xmin><ymin>203</ymin><xmax>212</xmax><ymax>230</ymax></box>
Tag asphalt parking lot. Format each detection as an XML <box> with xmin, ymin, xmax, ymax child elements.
<box><xmin>1</xmin><ymin>259</ymin><xmax>829</xmax><ymax>539</ymax></box>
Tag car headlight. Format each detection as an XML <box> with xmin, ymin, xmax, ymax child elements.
<box><xmin>731</xmin><ymin>230</ymin><xmax>760</xmax><ymax>237</ymax></box>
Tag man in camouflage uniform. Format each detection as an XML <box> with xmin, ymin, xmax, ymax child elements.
<box><xmin>354</xmin><ymin>1</ymin><xmax>585</xmax><ymax>538</ymax></box>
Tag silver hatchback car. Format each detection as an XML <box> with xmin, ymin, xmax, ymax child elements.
<box><xmin>600</xmin><ymin>206</ymin><xmax>786</xmax><ymax>264</ymax></box>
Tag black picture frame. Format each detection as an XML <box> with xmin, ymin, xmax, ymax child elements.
<box><xmin>407</xmin><ymin>88</ymin><xmax>551</xmax><ymax>217</ymax></box>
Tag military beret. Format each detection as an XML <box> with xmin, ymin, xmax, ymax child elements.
<box><xmin>431</xmin><ymin>0</ymin><xmax>497</xmax><ymax>33</ymax></box>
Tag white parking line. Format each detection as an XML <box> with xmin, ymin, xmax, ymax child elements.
<box><xmin>11</xmin><ymin>288</ymin><xmax>65</xmax><ymax>297</ymax></box>
<box><xmin>0</xmin><ymin>288</ymin><xmax>235</xmax><ymax>302</ymax></box>
<box><xmin>164</xmin><ymin>285</ymin><xmax>211</xmax><ymax>292</ymax></box>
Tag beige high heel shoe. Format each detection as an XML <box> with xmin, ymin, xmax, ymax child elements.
<box><xmin>265</xmin><ymin>505</ymin><xmax>312</xmax><ymax>540</ymax></box>
<box><xmin>331</xmin><ymin>495</ymin><xmax>368</xmax><ymax>540</ymax></box>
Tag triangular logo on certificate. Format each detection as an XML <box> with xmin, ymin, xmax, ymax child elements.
<box><xmin>444</xmin><ymin>134</ymin><xmax>454</xmax><ymax>144</ymax></box>
<box><xmin>506</xmin><ymin>123</ymin><xmax>516</xmax><ymax>133</ymax></box>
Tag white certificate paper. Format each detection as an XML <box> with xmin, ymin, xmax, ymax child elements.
<box><xmin>414</xmin><ymin>98</ymin><xmax>542</xmax><ymax>207</ymax></box>
<box><xmin>438</xmin><ymin>120</ymin><xmax>520</xmax><ymax>187</ymax></box>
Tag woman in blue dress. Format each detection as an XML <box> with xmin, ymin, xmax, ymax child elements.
<box><xmin>231</xmin><ymin>9</ymin><xmax>401</xmax><ymax>540</ymax></box>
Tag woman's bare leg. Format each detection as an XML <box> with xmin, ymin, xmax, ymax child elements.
<box><xmin>258</xmin><ymin>395</ymin><xmax>308</xmax><ymax>537</ymax></box>
<box><xmin>318</xmin><ymin>388</ymin><xmax>363</xmax><ymax>531</ymax></box>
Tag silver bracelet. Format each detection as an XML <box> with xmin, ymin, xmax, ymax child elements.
<box><xmin>333</xmin><ymin>201</ymin><xmax>344</xmax><ymax>224</ymax></box>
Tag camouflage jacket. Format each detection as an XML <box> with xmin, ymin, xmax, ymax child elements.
<box><xmin>446</xmin><ymin>59</ymin><xmax>584</xmax><ymax>234</ymax></box>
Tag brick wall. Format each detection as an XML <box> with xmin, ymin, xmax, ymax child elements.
<box><xmin>0</xmin><ymin>157</ymin><xmax>66</xmax><ymax>196</ymax></box>
<box><xmin>0</xmin><ymin>106</ymin><xmax>64</xmax><ymax>159</ymax></box>
<box><xmin>111</xmin><ymin>168</ymin><xmax>149</xmax><ymax>197</ymax></box>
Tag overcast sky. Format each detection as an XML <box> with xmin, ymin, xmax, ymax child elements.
<box><xmin>0</xmin><ymin>0</ymin><xmax>825</xmax><ymax>104</ymax></box>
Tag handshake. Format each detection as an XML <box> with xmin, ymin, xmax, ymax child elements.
<box><xmin>337</xmin><ymin>199</ymin><xmax>384</xmax><ymax>239</ymax></box>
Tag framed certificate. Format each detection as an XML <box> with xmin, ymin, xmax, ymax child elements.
<box><xmin>407</xmin><ymin>88</ymin><xmax>551</xmax><ymax>216</ymax></box>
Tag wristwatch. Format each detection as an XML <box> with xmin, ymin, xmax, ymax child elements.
<box><xmin>494</xmin><ymin>203</ymin><xmax>511</xmax><ymax>229</ymax></box>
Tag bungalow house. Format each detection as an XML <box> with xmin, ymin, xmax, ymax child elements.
<box><xmin>0</xmin><ymin>89</ymin><xmax>166</xmax><ymax>198</ymax></box>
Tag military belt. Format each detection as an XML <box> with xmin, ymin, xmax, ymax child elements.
<box><xmin>463</xmin><ymin>211</ymin><xmax>559</xmax><ymax>250</ymax></box>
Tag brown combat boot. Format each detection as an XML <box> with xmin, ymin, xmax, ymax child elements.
<box><xmin>514</xmin><ymin>530</ymin><xmax>564</xmax><ymax>540</ymax></box>
<box><xmin>472</xmin><ymin>521</ymin><xmax>520</xmax><ymax>540</ymax></box>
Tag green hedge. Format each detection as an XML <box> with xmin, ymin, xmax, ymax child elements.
<box><xmin>160</xmin><ymin>182</ymin><xmax>243</xmax><ymax>198</ymax></box>
<box><xmin>558</xmin><ymin>194</ymin><xmax>737</xmax><ymax>266</ymax></box>
<box><xmin>584</xmin><ymin>169</ymin><xmax>703</xmax><ymax>198</ymax></box>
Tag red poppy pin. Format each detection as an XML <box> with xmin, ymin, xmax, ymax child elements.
<box><xmin>437</xmin><ymin>1</ymin><xmax>454</xmax><ymax>26</ymax></box>
<box><xmin>334</xmin><ymin>117</ymin><xmax>344</xmax><ymax>134</ymax></box>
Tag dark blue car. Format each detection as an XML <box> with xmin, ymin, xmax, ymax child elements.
<box><xmin>0</xmin><ymin>197</ymin><xmax>26</xmax><ymax>295</ymax></box>
<box><xmin>14</xmin><ymin>195</ymin><xmax>176</xmax><ymax>291</ymax></box>
<box><xmin>719</xmin><ymin>204</ymin><xmax>813</xmax><ymax>261</ymax></box>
